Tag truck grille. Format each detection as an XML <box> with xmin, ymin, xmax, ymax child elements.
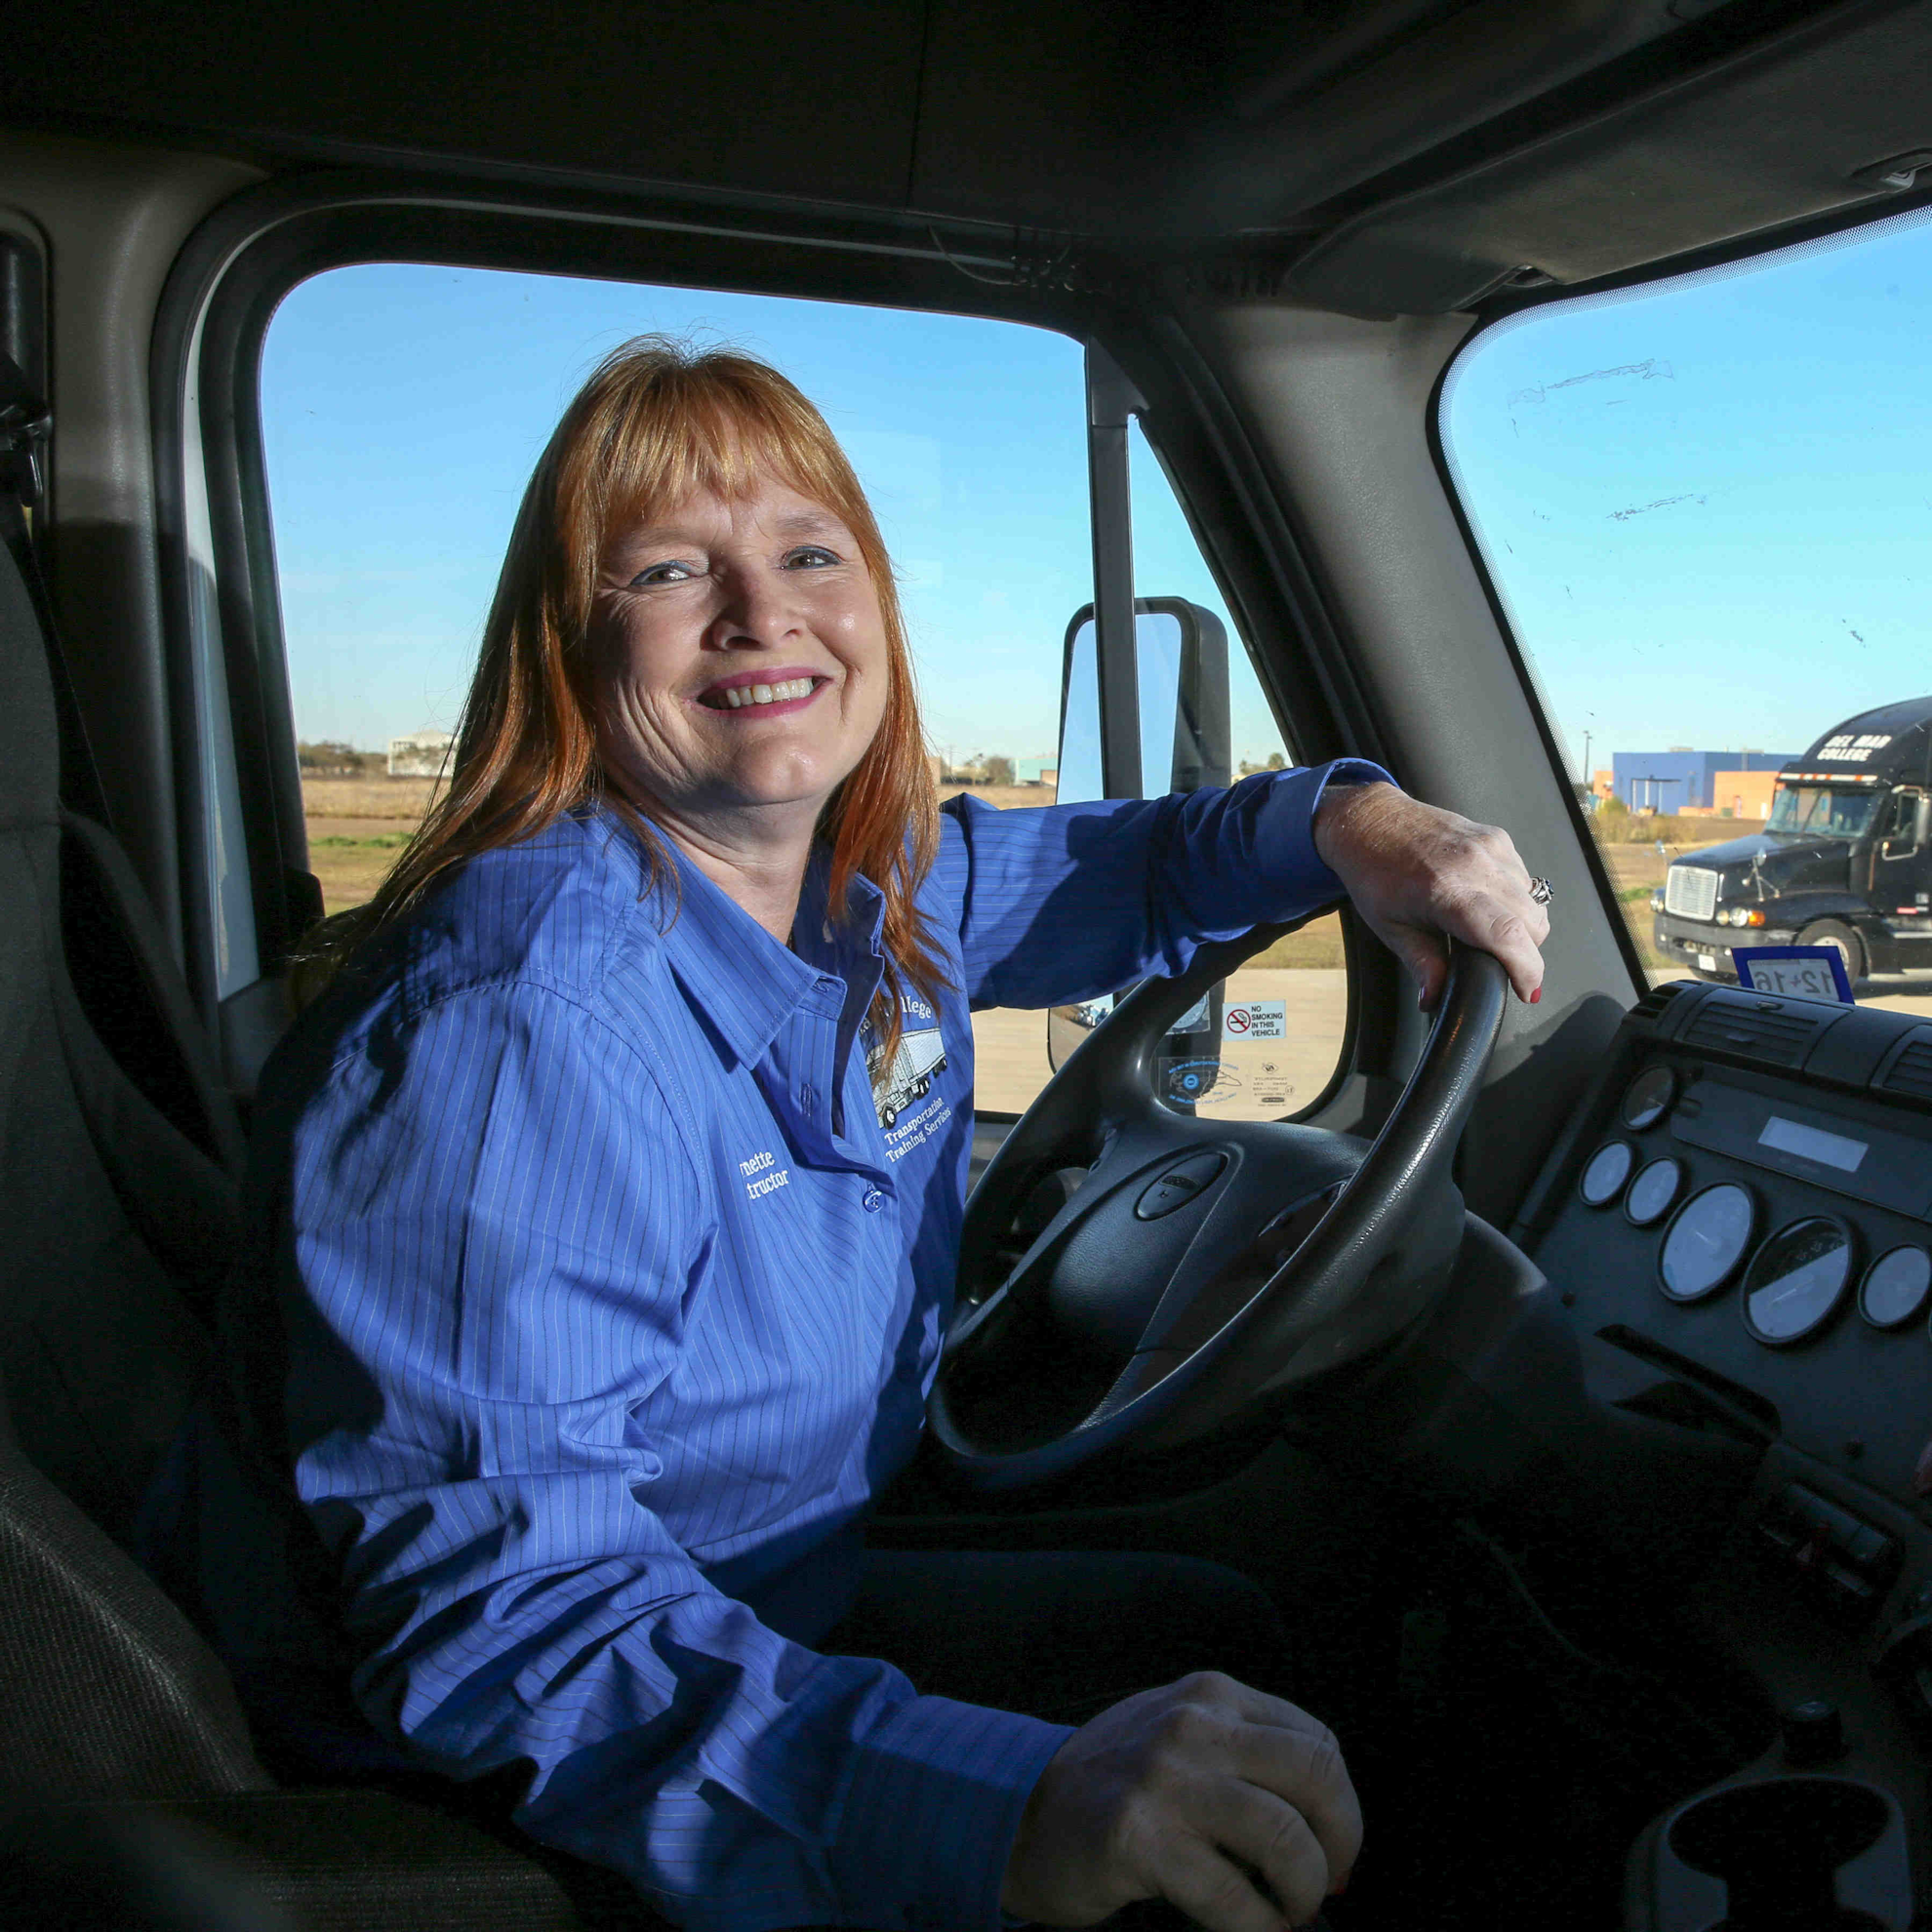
<box><xmin>1665</xmin><ymin>865</ymin><xmax>1719</xmax><ymax>922</ymax></box>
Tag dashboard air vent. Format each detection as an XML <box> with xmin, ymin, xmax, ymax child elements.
<box><xmin>1878</xmin><ymin>1032</ymin><xmax>1932</xmax><ymax>1104</ymax></box>
<box><xmin>1681</xmin><ymin>996</ymin><xmax>1834</xmax><ymax>1068</ymax></box>
<box><xmin>1632</xmin><ymin>980</ymin><xmax>1695</xmax><ymax>1024</ymax></box>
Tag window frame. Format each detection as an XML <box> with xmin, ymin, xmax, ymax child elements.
<box><xmin>153</xmin><ymin>169</ymin><xmax>1382</xmax><ymax>1116</ymax></box>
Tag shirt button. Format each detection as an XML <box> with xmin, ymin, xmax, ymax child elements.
<box><xmin>863</xmin><ymin>1187</ymin><xmax>885</xmax><ymax>1213</ymax></box>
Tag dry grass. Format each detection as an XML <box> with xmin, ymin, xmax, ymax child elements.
<box><xmin>300</xmin><ymin>778</ymin><xmax>1067</xmax><ymax>916</ymax></box>
<box><xmin>301</xmin><ymin>775</ymin><xmax>444</xmax><ymax>821</ymax></box>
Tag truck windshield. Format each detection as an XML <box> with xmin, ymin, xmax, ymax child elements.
<box><xmin>1765</xmin><ymin>787</ymin><xmax>1881</xmax><ymax>840</ymax></box>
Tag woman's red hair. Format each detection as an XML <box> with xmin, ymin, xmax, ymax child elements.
<box><xmin>318</xmin><ymin>337</ymin><xmax>946</xmax><ymax>1069</ymax></box>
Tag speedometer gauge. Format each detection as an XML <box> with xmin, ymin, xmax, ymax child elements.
<box><xmin>1659</xmin><ymin>1183</ymin><xmax>1756</xmax><ymax>1303</ymax></box>
<box><xmin>1743</xmin><ymin>1217</ymin><xmax>1855</xmax><ymax>1347</ymax></box>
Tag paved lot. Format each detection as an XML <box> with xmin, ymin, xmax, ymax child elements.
<box><xmin>972</xmin><ymin>969</ymin><xmax>1349</xmax><ymax>1119</ymax></box>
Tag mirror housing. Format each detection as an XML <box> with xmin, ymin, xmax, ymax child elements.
<box><xmin>1914</xmin><ymin>791</ymin><xmax>1931</xmax><ymax>850</ymax></box>
<box><xmin>1053</xmin><ymin>597</ymin><xmax>1231</xmax><ymax>806</ymax></box>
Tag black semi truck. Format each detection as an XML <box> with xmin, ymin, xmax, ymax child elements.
<box><xmin>1651</xmin><ymin>695</ymin><xmax>1932</xmax><ymax>986</ymax></box>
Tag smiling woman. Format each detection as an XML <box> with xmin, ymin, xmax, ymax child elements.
<box><xmin>590</xmin><ymin>485</ymin><xmax>896</xmax><ymax>936</ymax></box>
<box><xmin>319</xmin><ymin>339</ymin><xmax>948</xmax><ymax>1068</ymax></box>
<box><xmin>171</xmin><ymin>327</ymin><xmax>1553</xmax><ymax>1932</ymax></box>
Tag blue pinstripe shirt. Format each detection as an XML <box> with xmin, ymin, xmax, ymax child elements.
<box><xmin>237</xmin><ymin>762</ymin><xmax>1381</xmax><ymax>1932</ymax></box>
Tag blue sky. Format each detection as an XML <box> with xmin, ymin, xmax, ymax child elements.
<box><xmin>266</xmin><ymin>206</ymin><xmax>1932</xmax><ymax>791</ymax></box>
<box><xmin>262</xmin><ymin>267</ymin><xmax>1289</xmax><ymax>772</ymax></box>
<box><xmin>1442</xmin><ymin>202</ymin><xmax>1932</xmax><ymax>780</ymax></box>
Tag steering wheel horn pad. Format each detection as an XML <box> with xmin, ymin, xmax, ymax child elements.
<box><xmin>931</xmin><ymin>927</ymin><xmax>1509</xmax><ymax>1492</ymax></box>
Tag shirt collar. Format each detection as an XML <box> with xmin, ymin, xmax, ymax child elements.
<box><xmin>626</xmin><ymin>817</ymin><xmax>885</xmax><ymax>1069</ymax></box>
<box><xmin>791</xmin><ymin>851</ymin><xmax>887</xmax><ymax>977</ymax></box>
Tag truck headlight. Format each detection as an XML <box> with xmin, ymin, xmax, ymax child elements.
<box><xmin>1651</xmin><ymin>889</ymin><xmax>1666</xmax><ymax>910</ymax></box>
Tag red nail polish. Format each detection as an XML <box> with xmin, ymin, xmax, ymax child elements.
<box><xmin>1530</xmin><ymin>986</ymin><xmax>1542</xmax><ymax>1004</ymax></box>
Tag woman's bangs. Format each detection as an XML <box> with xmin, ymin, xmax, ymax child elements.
<box><xmin>589</xmin><ymin>386</ymin><xmax>868</xmax><ymax>564</ymax></box>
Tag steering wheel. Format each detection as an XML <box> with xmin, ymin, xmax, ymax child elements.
<box><xmin>929</xmin><ymin>923</ymin><xmax>1509</xmax><ymax>1493</ymax></box>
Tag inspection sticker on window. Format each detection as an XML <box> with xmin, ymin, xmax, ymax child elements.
<box><xmin>1223</xmin><ymin>1001</ymin><xmax>1286</xmax><ymax>1040</ymax></box>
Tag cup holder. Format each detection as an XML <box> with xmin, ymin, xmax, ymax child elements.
<box><xmin>1637</xmin><ymin>1776</ymin><xmax>1910</xmax><ymax>1932</ymax></box>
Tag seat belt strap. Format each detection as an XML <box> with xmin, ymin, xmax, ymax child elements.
<box><xmin>0</xmin><ymin>352</ymin><xmax>115</xmax><ymax>832</ymax></box>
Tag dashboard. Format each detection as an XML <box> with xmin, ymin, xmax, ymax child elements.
<box><xmin>1498</xmin><ymin>977</ymin><xmax>1932</xmax><ymax>1920</ymax></box>
<box><xmin>1515</xmin><ymin>979</ymin><xmax>1932</xmax><ymax>1626</ymax></box>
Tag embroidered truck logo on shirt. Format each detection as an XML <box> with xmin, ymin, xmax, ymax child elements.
<box><xmin>870</xmin><ymin>1023</ymin><xmax>948</xmax><ymax>1130</ymax></box>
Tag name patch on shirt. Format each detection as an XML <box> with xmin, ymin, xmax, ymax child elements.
<box><xmin>740</xmin><ymin>1149</ymin><xmax>790</xmax><ymax>1201</ymax></box>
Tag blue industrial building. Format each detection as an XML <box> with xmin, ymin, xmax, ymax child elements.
<box><xmin>1610</xmin><ymin>748</ymin><xmax>1797</xmax><ymax>812</ymax></box>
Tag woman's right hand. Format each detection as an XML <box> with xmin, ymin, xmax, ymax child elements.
<box><xmin>998</xmin><ymin>1670</ymin><xmax>1361</xmax><ymax>1931</ymax></box>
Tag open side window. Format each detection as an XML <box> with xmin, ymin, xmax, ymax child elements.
<box><xmin>163</xmin><ymin>193</ymin><xmax>1359</xmax><ymax>1123</ymax></box>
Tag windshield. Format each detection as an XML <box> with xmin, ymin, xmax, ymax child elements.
<box><xmin>1439</xmin><ymin>196</ymin><xmax>1932</xmax><ymax>1019</ymax></box>
<box><xmin>1765</xmin><ymin>786</ymin><xmax>1882</xmax><ymax>840</ymax></box>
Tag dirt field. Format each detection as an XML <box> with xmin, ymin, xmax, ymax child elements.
<box><xmin>1592</xmin><ymin>821</ymin><xmax>1765</xmax><ymax>969</ymax></box>
<box><xmin>300</xmin><ymin>778</ymin><xmax>1063</xmax><ymax>916</ymax></box>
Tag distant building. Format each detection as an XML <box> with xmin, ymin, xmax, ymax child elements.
<box><xmin>388</xmin><ymin>731</ymin><xmax>455</xmax><ymax>779</ymax></box>
<box><xmin>1610</xmin><ymin>748</ymin><xmax>1796</xmax><ymax>813</ymax></box>
<box><xmin>1015</xmin><ymin>756</ymin><xmax>1058</xmax><ymax>785</ymax></box>
<box><xmin>1702</xmin><ymin>769</ymin><xmax>1781</xmax><ymax>820</ymax></box>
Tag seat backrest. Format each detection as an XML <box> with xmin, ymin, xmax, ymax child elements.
<box><xmin>0</xmin><ymin>471</ymin><xmax>275</xmax><ymax>1798</ymax></box>
<box><xmin>0</xmin><ymin>528</ymin><xmax>237</xmax><ymax>1545</ymax></box>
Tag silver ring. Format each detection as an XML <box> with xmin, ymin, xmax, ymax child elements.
<box><xmin>1528</xmin><ymin>877</ymin><xmax>1553</xmax><ymax>906</ymax></box>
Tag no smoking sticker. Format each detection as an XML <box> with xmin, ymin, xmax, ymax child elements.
<box><xmin>1223</xmin><ymin>1000</ymin><xmax>1286</xmax><ymax>1040</ymax></box>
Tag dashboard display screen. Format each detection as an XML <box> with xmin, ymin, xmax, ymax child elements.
<box><xmin>1758</xmin><ymin>1115</ymin><xmax>1870</xmax><ymax>1175</ymax></box>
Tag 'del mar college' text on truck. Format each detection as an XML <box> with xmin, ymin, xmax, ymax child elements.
<box><xmin>1653</xmin><ymin>697</ymin><xmax>1932</xmax><ymax>987</ymax></box>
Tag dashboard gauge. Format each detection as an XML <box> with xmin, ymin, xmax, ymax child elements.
<box><xmin>1861</xmin><ymin>1245</ymin><xmax>1932</xmax><ymax>1330</ymax></box>
<box><xmin>1620</xmin><ymin>1066</ymin><xmax>1677</xmax><ymax>1131</ymax></box>
<box><xmin>1659</xmin><ymin>1183</ymin><xmax>1756</xmax><ymax>1303</ymax></box>
<box><xmin>1579</xmin><ymin>1141</ymin><xmax>1634</xmax><ymax>1208</ymax></box>
<box><xmin>1624</xmin><ymin>1157</ymin><xmax>1683</xmax><ymax>1228</ymax></box>
<box><xmin>1743</xmin><ymin>1217</ymin><xmax>1855</xmax><ymax>1347</ymax></box>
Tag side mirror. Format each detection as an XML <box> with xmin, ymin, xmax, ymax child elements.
<box><xmin>1914</xmin><ymin>792</ymin><xmax>1932</xmax><ymax>850</ymax></box>
<box><xmin>1049</xmin><ymin>598</ymin><xmax>1231</xmax><ymax>1106</ymax></box>
<box><xmin>1053</xmin><ymin>597</ymin><xmax>1230</xmax><ymax>807</ymax></box>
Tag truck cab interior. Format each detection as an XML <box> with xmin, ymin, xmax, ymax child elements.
<box><xmin>7</xmin><ymin>4</ymin><xmax>1932</xmax><ymax>1927</ymax></box>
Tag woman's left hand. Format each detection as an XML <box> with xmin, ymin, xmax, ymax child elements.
<box><xmin>1311</xmin><ymin>781</ymin><xmax>1550</xmax><ymax>1012</ymax></box>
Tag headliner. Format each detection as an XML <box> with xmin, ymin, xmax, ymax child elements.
<box><xmin>8</xmin><ymin>0</ymin><xmax>1932</xmax><ymax>309</ymax></box>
